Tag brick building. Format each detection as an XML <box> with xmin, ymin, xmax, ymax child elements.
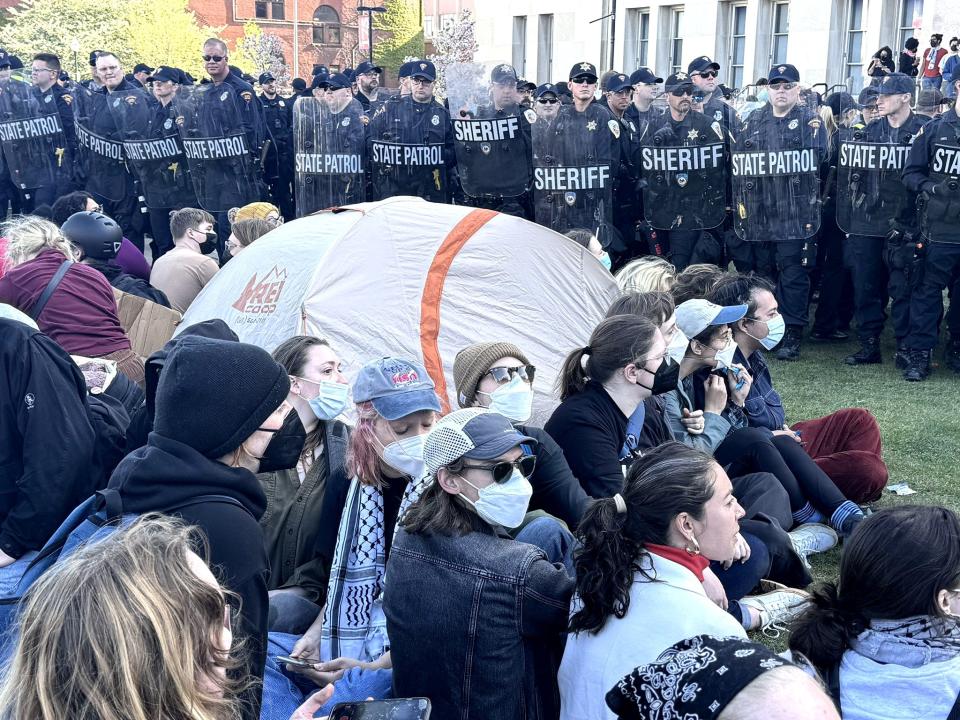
<box><xmin>188</xmin><ymin>0</ymin><xmax>366</xmax><ymax>80</ymax></box>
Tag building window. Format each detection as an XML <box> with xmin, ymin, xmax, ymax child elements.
<box><xmin>537</xmin><ymin>14</ymin><xmax>554</xmax><ymax>84</ymax></box>
<box><xmin>255</xmin><ymin>1</ymin><xmax>268</xmax><ymax>18</ymax></box>
<box><xmin>625</xmin><ymin>8</ymin><xmax>650</xmax><ymax>71</ymax></box>
<box><xmin>271</xmin><ymin>1</ymin><xmax>284</xmax><ymax>20</ymax></box>
<box><xmin>897</xmin><ymin>0</ymin><xmax>923</xmax><ymax>54</ymax></box>
<box><xmin>313</xmin><ymin>5</ymin><xmax>341</xmax><ymax>45</ymax></box>
<box><xmin>424</xmin><ymin>15</ymin><xmax>435</xmax><ymax>38</ymax></box>
<box><xmin>771</xmin><ymin>1</ymin><xmax>789</xmax><ymax>65</ymax></box>
<box><xmin>440</xmin><ymin>14</ymin><xmax>455</xmax><ymax>32</ymax></box>
<box><xmin>845</xmin><ymin>0</ymin><xmax>865</xmax><ymax>90</ymax></box>
<box><xmin>730</xmin><ymin>4</ymin><xmax>747</xmax><ymax>89</ymax></box>
<box><xmin>669</xmin><ymin>7</ymin><xmax>684</xmax><ymax>75</ymax></box>
<box><xmin>513</xmin><ymin>16</ymin><xmax>527</xmax><ymax>77</ymax></box>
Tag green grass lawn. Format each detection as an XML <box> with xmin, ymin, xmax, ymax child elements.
<box><xmin>752</xmin><ymin>318</ymin><xmax>960</xmax><ymax>646</ymax></box>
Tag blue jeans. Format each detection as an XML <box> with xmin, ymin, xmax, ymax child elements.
<box><xmin>268</xmin><ymin>592</ymin><xmax>322</xmax><ymax>635</ymax></box>
<box><xmin>514</xmin><ymin>515</ymin><xmax>577</xmax><ymax>577</ymax></box>
<box><xmin>921</xmin><ymin>75</ymin><xmax>942</xmax><ymax>91</ymax></box>
<box><xmin>260</xmin><ymin>633</ymin><xmax>393</xmax><ymax>719</ymax></box>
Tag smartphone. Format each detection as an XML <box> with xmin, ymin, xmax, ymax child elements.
<box><xmin>274</xmin><ymin>654</ymin><xmax>317</xmax><ymax>669</ymax></box>
<box><xmin>328</xmin><ymin>698</ymin><xmax>431</xmax><ymax>720</ymax></box>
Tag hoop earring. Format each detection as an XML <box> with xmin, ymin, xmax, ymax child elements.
<box><xmin>685</xmin><ymin>536</ymin><xmax>701</xmax><ymax>556</ymax></box>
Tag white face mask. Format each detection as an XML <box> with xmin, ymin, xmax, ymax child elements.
<box><xmin>381</xmin><ymin>434</ymin><xmax>426</xmax><ymax>479</ymax></box>
<box><xmin>666</xmin><ymin>329</ymin><xmax>689</xmax><ymax>364</ymax></box>
<box><xmin>478</xmin><ymin>374</ymin><xmax>534</xmax><ymax>423</ymax></box>
<box><xmin>746</xmin><ymin>314</ymin><xmax>786</xmax><ymax>351</ymax></box>
<box><xmin>714</xmin><ymin>339</ymin><xmax>738</xmax><ymax>370</ymax></box>
<box><xmin>459</xmin><ymin>469</ymin><xmax>533</xmax><ymax>529</ymax></box>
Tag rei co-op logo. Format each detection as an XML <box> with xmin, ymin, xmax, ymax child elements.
<box><xmin>232</xmin><ymin>266</ymin><xmax>287</xmax><ymax>315</ymax></box>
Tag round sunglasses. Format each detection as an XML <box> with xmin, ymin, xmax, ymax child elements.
<box><xmin>461</xmin><ymin>454</ymin><xmax>537</xmax><ymax>484</ymax></box>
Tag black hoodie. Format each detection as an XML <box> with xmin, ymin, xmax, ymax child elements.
<box><xmin>108</xmin><ymin>433</ymin><xmax>269</xmax><ymax>718</ymax></box>
<box><xmin>84</xmin><ymin>258</ymin><xmax>170</xmax><ymax>307</ymax></box>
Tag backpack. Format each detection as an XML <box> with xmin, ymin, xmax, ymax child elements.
<box><xmin>0</xmin><ymin>488</ymin><xmax>244</xmax><ymax>656</ymax></box>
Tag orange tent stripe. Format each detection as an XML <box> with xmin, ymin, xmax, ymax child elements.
<box><xmin>420</xmin><ymin>209</ymin><xmax>498</xmax><ymax>413</ymax></box>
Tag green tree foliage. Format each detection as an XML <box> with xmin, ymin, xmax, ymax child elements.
<box><xmin>373</xmin><ymin>0</ymin><xmax>424</xmax><ymax>73</ymax></box>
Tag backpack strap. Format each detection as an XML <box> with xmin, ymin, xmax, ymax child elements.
<box><xmin>164</xmin><ymin>494</ymin><xmax>248</xmax><ymax>515</ymax></box>
<box><xmin>29</xmin><ymin>259</ymin><xmax>73</xmax><ymax>321</ymax></box>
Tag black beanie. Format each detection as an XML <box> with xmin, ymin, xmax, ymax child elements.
<box><xmin>153</xmin><ymin>335</ymin><xmax>290</xmax><ymax>458</ymax></box>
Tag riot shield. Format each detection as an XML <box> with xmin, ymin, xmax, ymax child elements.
<box><xmin>366</xmin><ymin>96</ymin><xmax>450</xmax><ymax>203</ymax></box>
<box><xmin>171</xmin><ymin>84</ymin><xmax>260</xmax><ymax>213</ymax></box>
<box><xmin>835</xmin><ymin>132</ymin><xmax>915</xmax><ymax>236</ymax></box>
<box><xmin>637</xmin><ymin>113</ymin><xmax>727</xmax><ymax>230</ymax></box>
<box><xmin>108</xmin><ymin>87</ymin><xmax>194</xmax><ymax>209</ymax></box>
<box><xmin>445</xmin><ymin>62</ymin><xmax>533</xmax><ymax>199</ymax></box>
<box><xmin>72</xmin><ymin>84</ymin><xmax>130</xmax><ymax>201</ymax></box>
<box><xmin>293</xmin><ymin>96</ymin><xmax>365</xmax><ymax>216</ymax></box>
<box><xmin>730</xmin><ymin>101</ymin><xmax>824</xmax><ymax>242</ymax></box>
<box><xmin>920</xmin><ymin>141</ymin><xmax>960</xmax><ymax>244</ymax></box>
<box><xmin>532</xmin><ymin>102</ymin><xmax>616</xmax><ymax>236</ymax></box>
<box><xmin>0</xmin><ymin>78</ymin><xmax>67</xmax><ymax>192</ymax></box>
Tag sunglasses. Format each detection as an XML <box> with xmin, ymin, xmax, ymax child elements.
<box><xmin>770</xmin><ymin>81</ymin><xmax>798</xmax><ymax>90</ymax></box>
<box><xmin>670</xmin><ymin>87</ymin><xmax>695</xmax><ymax>97</ymax></box>
<box><xmin>697</xmin><ymin>70</ymin><xmax>719</xmax><ymax>78</ymax></box>
<box><xmin>462</xmin><ymin>454</ymin><xmax>537</xmax><ymax>484</ymax></box>
<box><xmin>484</xmin><ymin>365</ymin><xmax>536</xmax><ymax>385</ymax></box>
<box><xmin>537</xmin><ymin>97</ymin><xmax>558</xmax><ymax>104</ymax></box>
<box><xmin>202</xmin><ymin>54</ymin><xmax>226</xmax><ymax>62</ymax></box>
<box><xmin>570</xmin><ymin>77</ymin><xmax>596</xmax><ymax>85</ymax></box>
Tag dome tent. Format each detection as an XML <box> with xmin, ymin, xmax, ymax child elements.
<box><xmin>178</xmin><ymin>197</ymin><xmax>619</xmax><ymax>420</ymax></box>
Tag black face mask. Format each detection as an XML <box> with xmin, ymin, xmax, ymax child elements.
<box><xmin>195</xmin><ymin>229</ymin><xmax>218</xmax><ymax>255</ymax></box>
<box><xmin>257</xmin><ymin>410</ymin><xmax>306</xmax><ymax>473</ymax></box>
<box><xmin>636</xmin><ymin>356</ymin><xmax>680</xmax><ymax>396</ymax></box>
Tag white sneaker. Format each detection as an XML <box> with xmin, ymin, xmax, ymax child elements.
<box><xmin>741</xmin><ymin>587</ymin><xmax>812</xmax><ymax>638</ymax></box>
<box><xmin>789</xmin><ymin>523</ymin><xmax>838</xmax><ymax>569</ymax></box>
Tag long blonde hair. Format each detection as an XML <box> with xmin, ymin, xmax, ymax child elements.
<box><xmin>2</xmin><ymin>215</ymin><xmax>77</xmax><ymax>267</ymax></box>
<box><xmin>0</xmin><ymin>516</ymin><xmax>246</xmax><ymax>720</ymax></box>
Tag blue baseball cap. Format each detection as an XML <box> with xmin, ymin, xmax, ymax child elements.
<box><xmin>355</xmin><ymin>60</ymin><xmax>382</xmax><ymax>75</ymax></box>
<box><xmin>491</xmin><ymin>63</ymin><xmax>518</xmax><ymax>84</ymax></box>
<box><xmin>398</xmin><ymin>60</ymin><xmax>415</xmax><ymax>79</ymax></box>
<box><xmin>768</xmin><ymin>63</ymin><xmax>800</xmax><ymax>83</ymax></box>
<box><xmin>534</xmin><ymin>83</ymin><xmax>558</xmax><ymax>99</ymax></box>
<box><xmin>858</xmin><ymin>86</ymin><xmax>879</xmax><ymax>107</ymax></box>
<box><xmin>311</xmin><ymin>67</ymin><xmax>330</xmax><ymax>89</ymax></box>
<box><xmin>877</xmin><ymin>72</ymin><xmax>914</xmax><ymax>95</ymax></box>
<box><xmin>603</xmin><ymin>72</ymin><xmax>633</xmax><ymax>93</ymax></box>
<box><xmin>423</xmin><ymin>409</ymin><xmax>535</xmax><ymax>473</ymax></box>
<box><xmin>353</xmin><ymin>357</ymin><xmax>442</xmax><ymax>420</ymax></box>
<box><xmin>675</xmin><ymin>299</ymin><xmax>748</xmax><ymax>339</ymax></box>
<box><xmin>630</xmin><ymin>67</ymin><xmax>663</xmax><ymax>85</ymax></box>
<box><xmin>410</xmin><ymin>60</ymin><xmax>436</xmax><ymax>81</ymax></box>
<box><xmin>148</xmin><ymin>66</ymin><xmax>181</xmax><ymax>84</ymax></box>
<box><xmin>326</xmin><ymin>72</ymin><xmax>352</xmax><ymax>90</ymax></box>
<box><xmin>688</xmin><ymin>55</ymin><xmax>721</xmax><ymax>75</ymax></box>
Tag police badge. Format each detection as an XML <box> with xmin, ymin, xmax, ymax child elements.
<box><xmin>524</xmin><ymin>108</ymin><xmax>537</xmax><ymax>124</ymax></box>
<box><xmin>714</xmin><ymin>110</ymin><xmax>722</xmax><ymax>122</ymax></box>
<box><xmin>711</xmin><ymin>121</ymin><xmax>723</xmax><ymax>140</ymax></box>
<box><xmin>44</xmin><ymin>95</ymin><xmax>52</xmax><ymax>104</ymax></box>
<box><xmin>164</xmin><ymin>118</ymin><xmax>173</xmax><ymax>130</ymax></box>
<box><xmin>342</xmin><ymin>116</ymin><xmax>350</xmax><ymax>126</ymax></box>
<box><xmin>788</xmin><ymin>119</ymin><xmax>799</xmax><ymax>130</ymax></box>
<box><xmin>676</xmin><ymin>173</ymin><xmax>689</xmax><ymax>188</ymax></box>
<box><xmin>220</xmin><ymin>91</ymin><xmax>229</xmax><ymax>101</ymax></box>
<box><xmin>480</xmin><ymin>142</ymin><xmax>491</xmax><ymax>155</ymax></box>
<box><xmin>564</xmin><ymin>191</ymin><xmax>577</xmax><ymax>206</ymax></box>
<box><xmin>431</xmin><ymin>115</ymin><xmax>439</xmax><ymax>126</ymax></box>
<box><xmin>608</xmin><ymin>120</ymin><xmax>620</xmax><ymax>139</ymax></box>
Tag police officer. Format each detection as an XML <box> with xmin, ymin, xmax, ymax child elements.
<box><xmin>29</xmin><ymin>52</ymin><xmax>77</xmax><ymax>206</ymax></box>
<box><xmin>838</xmin><ymin>74</ymin><xmax>927</xmax><ymax>367</ymax></box>
<box><xmin>127</xmin><ymin>63</ymin><xmax>153</xmax><ymax>89</ymax></box>
<box><xmin>517</xmin><ymin>79</ymin><xmax>536</xmax><ymax>108</ymax></box>
<box><xmin>858</xmin><ymin>86</ymin><xmax>880</xmax><ymax>123</ymax></box>
<box><xmin>259</xmin><ymin>71</ymin><xmax>294</xmax><ymax>218</ymax></box>
<box><xmin>688</xmin><ymin>55</ymin><xmax>738</xmax><ymax>130</ymax></box>
<box><xmin>397</xmin><ymin>61</ymin><xmax>414</xmax><ymax>97</ymax></box>
<box><xmin>900</xmin><ymin>66</ymin><xmax>960</xmax><ymax>381</ymax></box>
<box><xmin>730</xmin><ymin>64</ymin><xmax>827</xmax><ymax>360</ymax></box>
<box><xmin>0</xmin><ymin>50</ymin><xmax>21</xmax><ymax>217</ymax></box>
<box><xmin>366</xmin><ymin>60</ymin><xmax>455</xmax><ymax>203</ymax></box>
<box><xmin>353</xmin><ymin>60</ymin><xmax>384</xmax><ymax>111</ymax></box>
<box><xmin>603</xmin><ymin>72</ymin><xmax>646</xmax><ymax>267</ymax></box>
<box><xmin>625</xmin><ymin>67</ymin><xmax>663</xmax><ymax>135</ymax></box>
<box><xmin>532</xmin><ymin>83</ymin><xmax>561</xmax><ymax>122</ymax></box>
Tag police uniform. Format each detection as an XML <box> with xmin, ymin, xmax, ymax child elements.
<box><xmin>605</xmin><ymin>72</ymin><xmax>647</xmax><ymax>268</ymax></box>
<box><xmin>30</xmin><ymin>81</ymin><xmax>77</xmax><ymax>207</ymax></box>
<box><xmin>259</xmin><ymin>72</ymin><xmax>294</xmax><ymax>218</ymax></box>
<box><xmin>900</xmin><ymin>66</ymin><xmax>960</xmax><ymax>380</ymax></box>
<box><xmin>687</xmin><ymin>56</ymin><xmax>739</xmax><ymax>131</ymax></box>
<box><xmin>353</xmin><ymin>60</ymin><xmax>384</xmax><ymax>113</ymax></box>
<box><xmin>366</xmin><ymin>61</ymin><xmax>455</xmax><ymax>203</ymax></box>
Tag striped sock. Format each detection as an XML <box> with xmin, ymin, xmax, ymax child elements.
<box><xmin>830</xmin><ymin>501</ymin><xmax>864</xmax><ymax>532</ymax></box>
<box><xmin>792</xmin><ymin>502</ymin><xmax>818</xmax><ymax>525</ymax></box>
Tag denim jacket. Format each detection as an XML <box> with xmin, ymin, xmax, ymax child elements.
<box><xmin>736</xmin><ymin>347</ymin><xmax>787</xmax><ymax>430</ymax></box>
<box><xmin>384</xmin><ymin>519</ymin><xmax>574</xmax><ymax>720</ymax></box>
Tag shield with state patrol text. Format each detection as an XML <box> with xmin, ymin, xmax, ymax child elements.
<box><xmin>170</xmin><ymin>84</ymin><xmax>259</xmax><ymax>213</ymax></box>
<box><xmin>836</xmin><ymin>126</ymin><xmax>918</xmax><ymax>237</ymax></box>
<box><xmin>366</xmin><ymin>93</ymin><xmax>451</xmax><ymax>203</ymax></box>
<box><xmin>73</xmin><ymin>84</ymin><xmax>130</xmax><ymax>201</ymax></box>
<box><xmin>919</xmin><ymin>128</ymin><xmax>960</xmax><ymax>244</ymax></box>
<box><xmin>108</xmin><ymin>86</ymin><xmax>195</xmax><ymax>209</ymax></box>
<box><xmin>532</xmin><ymin>102</ymin><xmax>616</xmax><ymax>236</ymax></box>
<box><xmin>730</xmin><ymin>97</ymin><xmax>825</xmax><ymax>242</ymax></box>
<box><xmin>293</xmin><ymin>95</ymin><xmax>366</xmax><ymax>216</ymax></box>
<box><xmin>637</xmin><ymin>112</ymin><xmax>727</xmax><ymax>230</ymax></box>
<box><xmin>0</xmin><ymin>77</ymin><xmax>68</xmax><ymax>193</ymax></box>
<box><xmin>445</xmin><ymin>62</ymin><xmax>533</xmax><ymax>199</ymax></box>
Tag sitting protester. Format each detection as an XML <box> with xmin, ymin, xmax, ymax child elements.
<box><xmin>607</xmin><ymin>635</ymin><xmax>840</xmax><ymax>720</ymax></box>
<box><xmin>149</xmin><ymin>208</ymin><xmax>220</xmax><ymax>314</ymax></box>
<box><xmin>227</xmin><ymin>217</ymin><xmax>274</xmax><ymax>258</ymax></box>
<box><xmin>789</xmin><ymin>506</ymin><xmax>960</xmax><ymax>720</ymax></box>
<box><xmin>229</xmin><ymin>201</ymin><xmax>284</xmax><ymax>227</ymax></box>
<box><xmin>559</xmin><ymin>443</ymin><xmax>810</xmax><ymax>720</ymax></box>
<box><xmin>613</xmin><ymin>255</ymin><xmax>676</xmax><ymax>294</ymax></box>
<box><xmin>261</xmin><ymin>336</ymin><xmax>351</xmax><ymax>634</ymax></box>
<box><xmin>0</xmin><ymin>216</ymin><xmax>145</xmax><ymax>385</ymax></box>
<box><xmin>61</xmin><ymin>211</ymin><xmax>170</xmax><ymax>306</ymax></box>
<box><xmin>0</xmin><ymin>516</ymin><xmax>331</xmax><ymax>720</ymax></box>
<box><xmin>107</xmin><ymin>336</ymin><xmax>301</xmax><ymax>718</ymax></box>
<box><xmin>454</xmin><ymin>341</ymin><xmax>590</xmax><ymax>528</ymax></box>
<box><xmin>709</xmin><ymin>274</ymin><xmax>888</xmax><ymax>504</ymax></box>
<box><xmin>386</xmin><ymin>409</ymin><xmax>576</xmax><ymax>720</ymax></box>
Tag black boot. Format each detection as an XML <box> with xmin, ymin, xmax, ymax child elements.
<box><xmin>945</xmin><ymin>338</ymin><xmax>960</xmax><ymax>374</ymax></box>
<box><xmin>775</xmin><ymin>327</ymin><xmax>803</xmax><ymax>361</ymax></box>
<box><xmin>894</xmin><ymin>345</ymin><xmax>910</xmax><ymax>371</ymax></box>
<box><xmin>844</xmin><ymin>337</ymin><xmax>882</xmax><ymax>365</ymax></box>
<box><xmin>903</xmin><ymin>349</ymin><xmax>932</xmax><ymax>382</ymax></box>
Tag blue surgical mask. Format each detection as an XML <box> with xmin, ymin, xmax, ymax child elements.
<box><xmin>746</xmin><ymin>315</ymin><xmax>786</xmax><ymax>351</ymax></box>
<box><xmin>306</xmin><ymin>380</ymin><xmax>350</xmax><ymax>421</ymax></box>
<box><xmin>478</xmin><ymin>374</ymin><xmax>533</xmax><ymax>423</ymax></box>
<box><xmin>599</xmin><ymin>252</ymin><xmax>612</xmax><ymax>271</ymax></box>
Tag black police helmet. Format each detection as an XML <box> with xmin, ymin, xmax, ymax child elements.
<box><xmin>62</xmin><ymin>211</ymin><xmax>123</xmax><ymax>261</ymax></box>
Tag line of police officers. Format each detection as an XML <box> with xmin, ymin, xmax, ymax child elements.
<box><xmin>0</xmin><ymin>44</ymin><xmax>958</xmax><ymax>381</ymax></box>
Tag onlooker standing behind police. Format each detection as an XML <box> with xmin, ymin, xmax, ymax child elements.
<box><xmin>922</xmin><ymin>34</ymin><xmax>948</xmax><ymax>90</ymax></box>
<box><xmin>943</xmin><ymin>38</ymin><xmax>960</xmax><ymax>99</ymax></box>
<box><xmin>899</xmin><ymin>37</ymin><xmax>921</xmax><ymax>77</ymax></box>
<box><xmin>149</xmin><ymin>208</ymin><xmax>219</xmax><ymax>314</ymax></box>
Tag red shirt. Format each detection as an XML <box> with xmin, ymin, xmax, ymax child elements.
<box><xmin>923</xmin><ymin>47</ymin><xmax>948</xmax><ymax>77</ymax></box>
<box><xmin>646</xmin><ymin>543</ymin><xmax>711</xmax><ymax>581</ymax></box>
<box><xmin>0</xmin><ymin>249</ymin><xmax>130</xmax><ymax>357</ymax></box>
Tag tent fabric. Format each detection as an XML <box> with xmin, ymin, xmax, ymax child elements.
<box><xmin>178</xmin><ymin>197</ymin><xmax>619</xmax><ymax>422</ymax></box>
